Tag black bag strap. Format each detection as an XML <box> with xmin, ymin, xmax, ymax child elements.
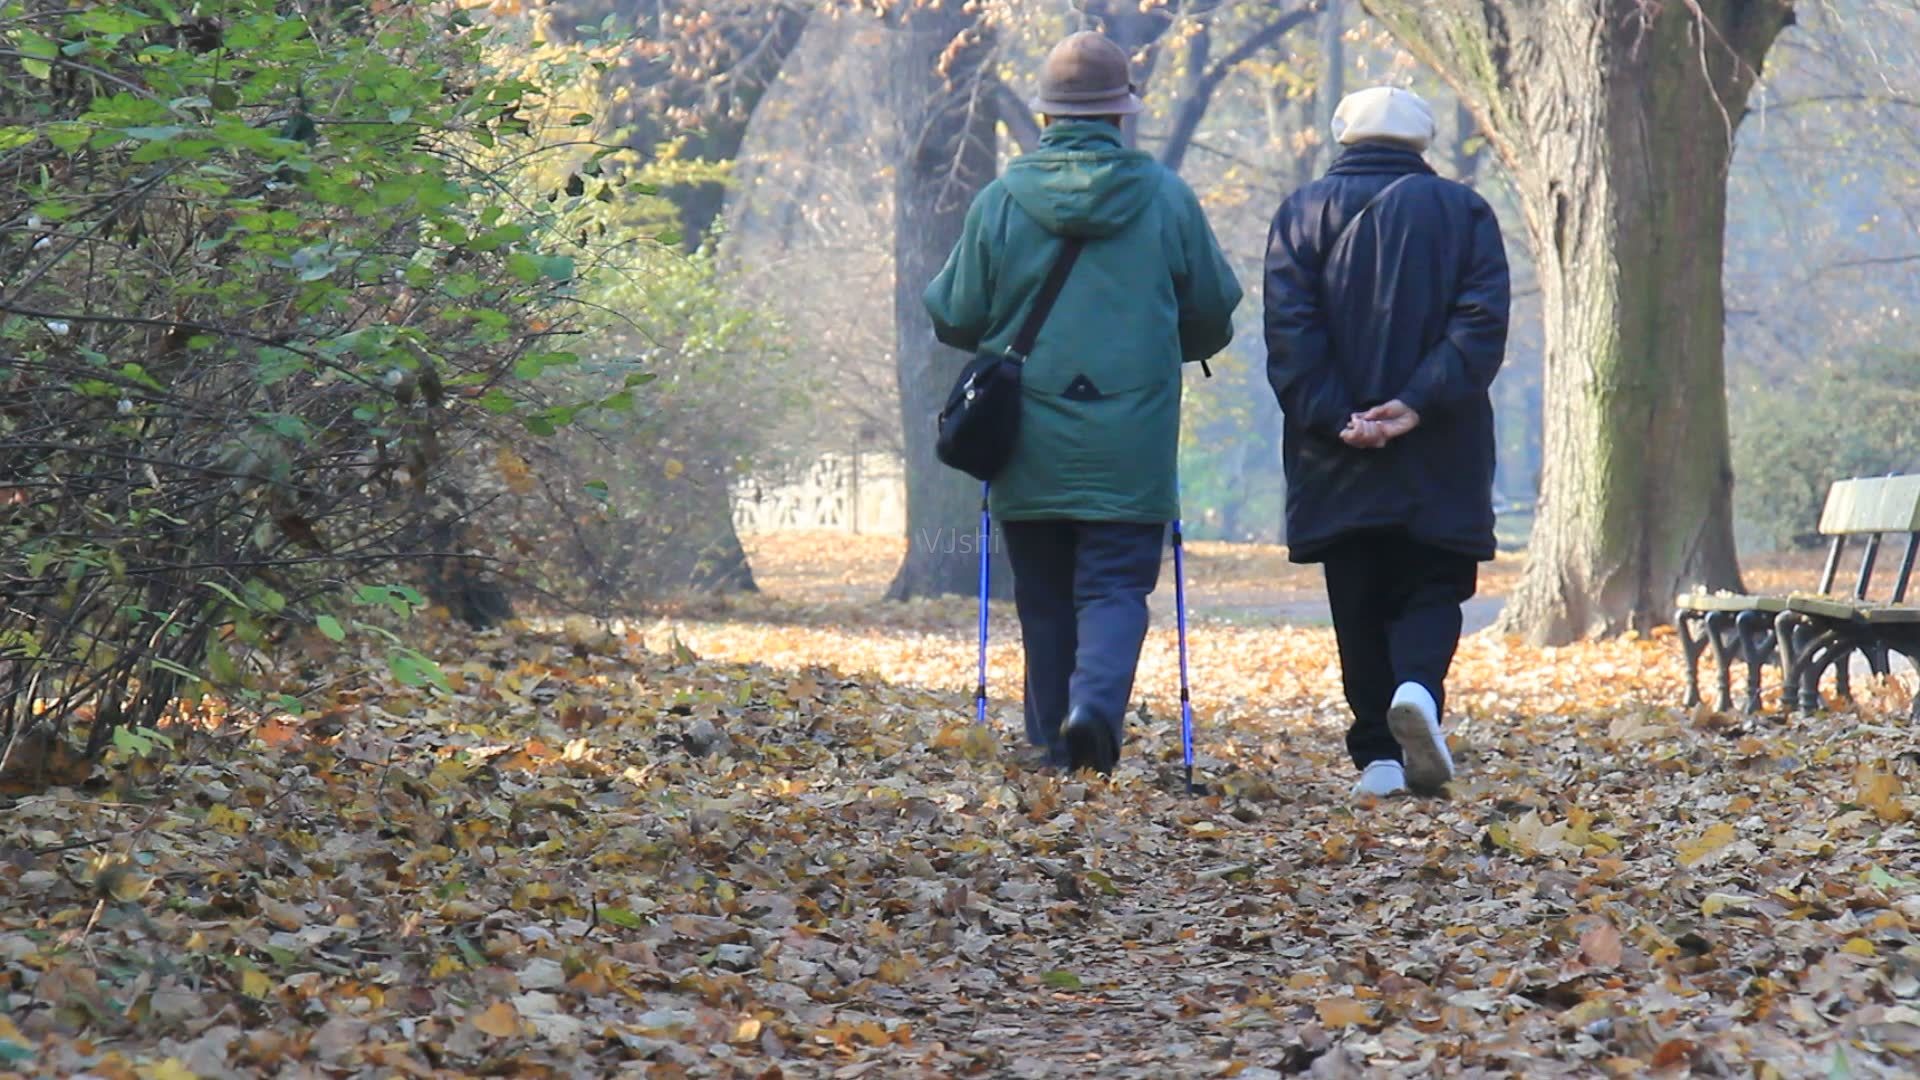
<box><xmin>1330</xmin><ymin>174</ymin><xmax>1419</xmax><ymax>257</ymax></box>
<box><xmin>1006</xmin><ymin>236</ymin><xmax>1086</xmax><ymax>362</ymax></box>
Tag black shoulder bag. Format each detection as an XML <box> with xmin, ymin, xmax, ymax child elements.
<box><xmin>934</xmin><ymin>236</ymin><xmax>1086</xmax><ymax>482</ymax></box>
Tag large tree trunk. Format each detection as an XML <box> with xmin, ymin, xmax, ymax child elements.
<box><xmin>1364</xmin><ymin>0</ymin><xmax>1793</xmax><ymax>643</ymax></box>
<box><xmin>884</xmin><ymin>3</ymin><xmax>1006</xmax><ymax>601</ymax></box>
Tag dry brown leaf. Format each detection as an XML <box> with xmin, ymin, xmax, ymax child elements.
<box><xmin>1316</xmin><ymin>998</ymin><xmax>1372</xmax><ymax>1028</ymax></box>
<box><xmin>472</xmin><ymin>1001</ymin><xmax>521</xmax><ymax>1039</ymax></box>
<box><xmin>1580</xmin><ymin>920</ymin><xmax>1624</xmax><ymax>969</ymax></box>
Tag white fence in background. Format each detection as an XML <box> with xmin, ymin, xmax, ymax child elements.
<box><xmin>732</xmin><ymin>453</ymin><xmax>907</xmax><ymax>536</ymax></box>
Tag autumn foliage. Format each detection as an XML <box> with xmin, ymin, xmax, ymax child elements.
<box><xmin>3</xmin><ymin>538</ymin><xmax>1918</xmax><ymax>1076</ymax></box>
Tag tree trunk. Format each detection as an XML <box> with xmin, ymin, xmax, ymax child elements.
<box><xmin>1314</xmin><ymin>0</ymin><xmax>1344</xmax><ymax>174</ymax></box>
<box><xmin>681</xmin><ymin>471</ymin><xmax>758</xmax><ymax>593</ymax></box>
<box><xmin>884</xmin><ymin>3</ymin><xmax>1007</xmax><ymax>601</ymax></box>
<box><xmin>1364</xmin><ymin>0</ymin><xmax>1793</xmax><ymax>643</ymax></box>
<box><xmin>664</xmin><ymin>5</ymin><xmax>810</xmax><ymax>251</ymax></box>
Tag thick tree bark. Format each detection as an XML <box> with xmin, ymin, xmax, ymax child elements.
<box><xmin>1364</xmin><ymin>0</ymin><xmax>1793</xmax><ymax>643</ymax></box>
<box><xmin>884</xmin><ymin>3</ymin><xmax>1008</xmax><ymax>601</ymax></box>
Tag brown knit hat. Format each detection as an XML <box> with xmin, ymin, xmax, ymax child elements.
<box><xmin>1030</xmin><ymin>32</ymin><xmax>1142</xmax><ymax>118</ymax></box>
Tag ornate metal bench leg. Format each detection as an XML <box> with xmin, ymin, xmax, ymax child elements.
<box><xmin>1868</xmin><ymin>642</ymin><xmax>1891</xmax><ymax>679</ymax></box>
<box><xmin>1705</xmin><ymin>612</ymin><xmax>1736</xmax><ymax>713</ymax></box>
<box><xmin>1775</xmin><ymin>611</ymin><xmax>1803</xmax><ymax>715</ymax></box>
<box><xmin>1800</xmin><ymin>629</ymin><xmax>1844</xmax><ymax>713</ymax></box>
<box><xmin>1804</xmin><ymin>626</ymin><xmax>1850</xmax><ymax>711</ymax></box>
<box><xmin>1736</xmin><ymin>610</ymin><xmax>1772</xmax><ymax>715</ymax></box>
<box><xmin>1677</xmin><ymin>609</ymin><xmax>1708</xmax><ymax>708</ymax></box>
<box><xmin>1835</xmin><ymin>640</ymin><xmax>1855</xmax><ymax>705</ymax></box>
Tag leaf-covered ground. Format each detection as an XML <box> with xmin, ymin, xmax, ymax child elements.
<box><xmin>5</xmin><ymin>535</ymin><xmax>1920</xmax><ymax>1078</ymax></box>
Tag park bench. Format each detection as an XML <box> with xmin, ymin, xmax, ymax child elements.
<box><xmin>1676</xmin><ymin>475</ymin><xmax>1920</xmax><ymax>715</ymax></box>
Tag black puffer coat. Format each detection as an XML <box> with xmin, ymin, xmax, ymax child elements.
<box><xmin>1263</xmin><ymin>143</ymin><xmax>1511</xmax><ymax>563</ymax></box>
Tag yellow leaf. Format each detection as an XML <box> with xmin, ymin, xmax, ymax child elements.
<box><xmin>1316</xmin><ymin>997</ymin><xmax>1372</xmax><ymax>1027</ymax></box>
<box><xmin>1843</xmin><ymin>937</ymin><xmax>1877</xmax><ymax>957</ymax></box>
<box><xmin>430</xmin><ymin>954</ymin><xmax>465</xmax><ymax>979</ymax></box>
<box><xmin>138</xmin><ymin>1060</ymin><xmax>200</xmax><ymax>1080</ymax></box>
<box><xmin>730</xmin><ymin>1018</ymin><xmax>762</xmax><ymax>1044</ymax></box>
<box><xmin>1676</xmin><ymin>822</ymin><xmax>1736</xmax><ymax>867</ymax></box>
<box><xmin>495</xmin><ymin>447</ymin><xmax>534</xmax><ymax>495</ymax></box>
<box><xmin>207</xmin><ymin>804</ymin><xmax>250</xmax><ymax>835</ymax></box>
<box><xmin>90</xmin><ymin>855</ymin><xmax>151</xmax><ymax>902</ymax></box>
<box><xmin>473</xmin><ymin>1000</ymin><xmax>521</xmax><ymax>1039</ymax></box>
<box><xmin>241</xmin><ymin>969</ymin><xmax>274</xmax><ymax>998</ymax></box>
<box><xmin>1857</xmin><ymin>765</ymin><xmax>1909</xmax><ymax>823</ymax></box>
<box><xmin>663</xmin><ymin>458</ymin><xmax>685</xmax><ymax>480</ymax></box>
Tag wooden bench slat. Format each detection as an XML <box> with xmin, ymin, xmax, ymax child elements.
<box><xmin>1676</xmin><ymin>593</ymin><xmax>1789</xmax><ymax>613</ymax></box>
<box><xmin>1784</xmin><ymin>595</ymin><xmax>1869</xmax><ymax>620</ymax></box>
<box><xmin>1860</xmin><ymin>606</ymin><xmax>1920</xmax><ymax>625</ymax></box>
<box><xmin>1819</xmin><ymin>476</ymin><xmax>1920</xmax><ymax>535</ymax></box>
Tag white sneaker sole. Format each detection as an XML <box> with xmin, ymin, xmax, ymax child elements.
<box><xmin>1388</xmin><ymin>702</ymin><xmax>1453</xmax><ymax>795</ymax></box>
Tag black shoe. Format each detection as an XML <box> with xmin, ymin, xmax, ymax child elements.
<box><xmin>1063</xmin><ymin>706</ymin><xmax>1118</xmax><ymax>776</ymax></box>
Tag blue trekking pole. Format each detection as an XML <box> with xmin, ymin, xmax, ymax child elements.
<box><xmin>974</xmin><ymin>481</ymin><xmax>991</xmax><ymax>726</ymax></box>
<box><xmin>1172</xmin><ymin>517</ymin><xmax>1197</xmax><ymax>795</ymax></box>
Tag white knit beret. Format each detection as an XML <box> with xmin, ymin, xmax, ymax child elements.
<box><xmin>1331</xmin><ymin>87</ymin><xmax>1436</xmax><ymax>152</ymax></box>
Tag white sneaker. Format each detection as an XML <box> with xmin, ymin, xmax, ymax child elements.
<box><xmin>1387</xmin><ymin>682</ymin><xmax>1454</xmax><ymax>795</ymax></box>
<box><xmin>1351</xmin><ymin>760</ymin><xmax>1409</xmax><ymax>800</ymax></box>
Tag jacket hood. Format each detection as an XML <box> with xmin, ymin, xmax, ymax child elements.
<box><xmin>1000</xmin><ymin>120</ymin><xmax>1161</xmax><ymax>239</ymax></box>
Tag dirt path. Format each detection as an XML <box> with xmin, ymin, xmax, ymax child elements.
<box><xmin>617</xmin><ymin>534</ymin><xmax>1917</xmax><ymax>1078</ymax></box>
<box><xmin>12</xmin><ymin>536</ymin><xmax>1902</xmax><ymax>1079</ymax></box>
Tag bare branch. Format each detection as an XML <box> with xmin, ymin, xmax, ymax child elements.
<box><xmin>1160</xmin><ymin>3</ymin><xmax>1322</xmax><ymax>172</ymax></box>
<box><xmin>989</xmin><ymin>77</ymin><xmax>1042</xmax><ymax>154</ymax></box>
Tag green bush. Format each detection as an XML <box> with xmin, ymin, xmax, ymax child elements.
<box><xmin>0</xmin><ymin>0</ymin><xmax>592</xmax><ymax>768</ymax></box>
<box><xmin>1730</xmin><ymin>352</ymin><xmax>1920</xmax><ymax>550</ymax></box>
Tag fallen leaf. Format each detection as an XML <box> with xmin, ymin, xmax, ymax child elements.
<box><xmin>1677</xmin><ymin>822</ymin><xmax>1737</xmax><ymax>867</ymax></box>
<box><xmin>1316</xmin><ymin>997</ymin><xmax>1372</xmax><ymax>1027</ymax></box>
<box><xmin>1580</xmin><ymin>920</ymin><xmax>1624</xmax><ymax>969</ymax></box>
<box><xmin>472</xmin><ymin>1000</ymin><xmax>521</xmax><ymax>1039</ymax></box>
<box><xmin>1857</xmin><ymin>764</ymin><xmax>1909</xmax><ymax>823</ymax></box>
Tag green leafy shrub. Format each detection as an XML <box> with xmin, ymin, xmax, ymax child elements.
<box><xmin>0</xmin><ymin>0</ymin><xmax>594</xmax><ymax>771</ymax></box>
<box><xmin>1730</xmin><ymin>352</ymin><xmax>1920</xmax><ymax>550</ymax></box>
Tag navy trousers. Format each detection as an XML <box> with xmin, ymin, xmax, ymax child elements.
<box><xmin>1321</xmin><ymin>529</ymin><xmax>1479</xmax><ymax>771</ymax></box>
<box><xmin>1002</xmin><ymin>520</ymin><xmax>1165</xmax><ymax>764</ymax></box>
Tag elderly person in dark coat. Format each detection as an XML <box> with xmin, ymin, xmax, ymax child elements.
<box><xmin>1263</xmin><ymin>86</ymin><xmax>1512</xmax><ymax>801</ymax></box>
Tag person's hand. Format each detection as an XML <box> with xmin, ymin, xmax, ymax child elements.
<box><xmin>1359</xmin><ymin>399</ymin><xmax>1421</xmax><ymax>441</ymax></box>
<box><xmin>1340</xmin><ymin>416</ymin><xmax>1389</xmax><ymax>449</ymax></box>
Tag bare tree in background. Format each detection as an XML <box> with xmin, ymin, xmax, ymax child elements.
<box><xmin>883</xmin><ymin>1</ymin><xmax>1005</xmax><ymax>600</ymax></box>
<box><xmin>522</xmin><ymin>1</ymin><xmax>821</xmax><ymax>594</ymax></box>
<box><xmin>886</xmin><ymin>0</ymin><xmax>1327</xmax><ymax>598</ymax></box>
<box><xmin>1365</xmin><ymin>0</ymin><xmax>1795</xmax><ymax>644</ymax></box>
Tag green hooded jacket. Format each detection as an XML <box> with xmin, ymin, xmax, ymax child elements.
<box><xmin>924</xmin><ymin>120</ymin><xmax>1243</xmax><ymax>523</ymax></box>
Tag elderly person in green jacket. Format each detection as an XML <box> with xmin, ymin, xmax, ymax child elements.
<box><xmin>923</xmin><ymin>32</ymin><xmax>1242</xmax><ymax>775</ymax></box>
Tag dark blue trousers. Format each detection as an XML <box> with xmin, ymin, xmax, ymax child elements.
<box><xmin>1321</xmin><ymin>529</ymin><xmax>1479</xmax><ymax>770</ymax></box>
<box><xmin>1002</xmin><ymin>520</ymin><xmax>1165</xmax><ymax>764</ymax></box>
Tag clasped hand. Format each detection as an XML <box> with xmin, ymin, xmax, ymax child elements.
<box><xmin>1339</xmin><ymin>399</ymin><xmax>1420</xmax><ymax>449</ymax></box>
